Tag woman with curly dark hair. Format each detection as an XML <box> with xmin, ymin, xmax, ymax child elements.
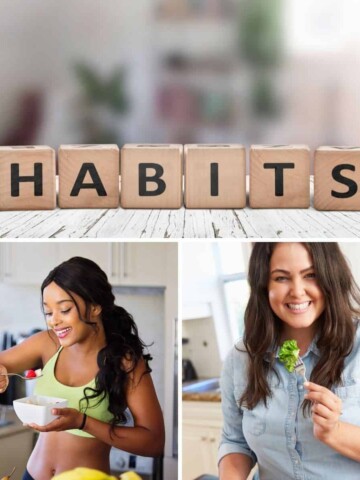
<box><xmin>0</xmin><ymin>257</ymin><xmax>164</xmax><ymax>480</ymax></box>
<box><xmin>219</xmin><ymin>242</ymin><xmax>360</xmax><ymax>479</ymax></box>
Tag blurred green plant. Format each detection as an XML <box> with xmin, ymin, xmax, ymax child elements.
<box><xmin>239</xmin><ymin>0</ymin><xmax>283</xmax><ymax>67</ymax></box>
<box><xmin>238</xmin><ymin>0</ymin><xmax>284</xmax><ymax>119</ymax></box>
<box><xmin>74</xmin><ymin>63</ymin><xmax>129</xmax><ymax>143</ymax></box>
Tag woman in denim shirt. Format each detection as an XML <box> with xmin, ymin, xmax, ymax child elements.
<box><xmin>219</xmin><ymin>242</ymin><xmax>360</xmax><ymax>480</ymax></box>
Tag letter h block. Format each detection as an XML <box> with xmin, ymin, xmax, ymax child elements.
<box><xmin>184</xmin><ymin>144</ymin><xmax>246</xmax><ymax>208</ymax></box>
<box><xmin>58</xmin><ymin>145</ymin><xmax>120</xmax><ymax>208</ymax></box>
<box><xmin>250</xmin><ymin>145</ymin><xmax>310</xmax><ymax>208</ymax></box>
<box><xmin>120</xmin><ymin>144</ymin><xmax>183</xmax><ymax>208</ymax></box>
<box><xmin>314</xmin><ymin>147</ymin><xmax>360</xmax><ymax>210</ymax></box>
<box><xmin>0</xmin><ymin>146</ymin><xmax>56</xmax><ymax>210</ymax></box>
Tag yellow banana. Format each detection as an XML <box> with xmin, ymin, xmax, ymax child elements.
<box><xmin>52</xmin><ymin>468</ymin><xmax>117</xmax><ymax>480</ymax></box>
<box><xmin>119</xmin><ymin>473</ymin><xmax>142</xmax><ymax>480</ymax></box>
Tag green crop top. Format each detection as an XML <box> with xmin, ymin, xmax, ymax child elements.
<box><xmin>34</xmin><ymin>347</ymin><xmax>113</xmax><ymax>437</ymax></box>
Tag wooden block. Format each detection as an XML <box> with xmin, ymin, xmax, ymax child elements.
<box><xmin>58</xmin><ymin>145</ymin><xmax>119</xmax><ymax>209</ymax></box>
<box><xmin>0</xmin><ymin>146</ymin><xmax>56</xmax><ymax>211</ymax></box>
<box><xmin>250</xmin><ymin>145</ymin><xmax>310</xmax><ymax>208</ymax></box>
<box><xmin>184</xmin><ymin>144</ymin><xmax>246</xmax><ymax>208</ymax></box>
<box><xmin>314</xmin><ymin>146</ymin><xmax>360</xmax><ymax>210</ymax></box>
<box><xmin>120</xmin><ymin>144</ymin><xmax>183</xmax><ymax>209</ymax></box>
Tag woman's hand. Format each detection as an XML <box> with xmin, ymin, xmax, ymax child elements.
<box><xmin>26</xmin><ymin>408</ymin><xmax>83</xmax><ymax>432</ymax></box>
<box><xmin>304</xmin><ymin>381</ymin><xmax>342</xmax><ymax>442</ymax></box>
<box><xmin>0</xmin><ymin>365</ymin><xmax>9</xmax><ymax>393</ymax></box>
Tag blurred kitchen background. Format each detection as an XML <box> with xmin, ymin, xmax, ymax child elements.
<box><xmin>0</xmin><ymin>241</ymin><xmax>178</xmax><ymax>480</ymax></box>
<box><xmin>181</xmin><ymin>241</ymin><xmax>360</xmax><ymax>480</ymax></box>
<box><xmin>1</xmin><ymin>0</ymin><xmax>360</xmax><ymax>156</ymax></box>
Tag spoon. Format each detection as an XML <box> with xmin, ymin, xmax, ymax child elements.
<box><xmin>0</xmin><ymin>372</ymin><xmax>43</xmax><ymax>380</ymax></box>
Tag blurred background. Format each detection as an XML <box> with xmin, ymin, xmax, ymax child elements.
<box><xmin>1</xmin><ymin>0</ymin><xmax>360</xmax><ymax>158</ymax></box>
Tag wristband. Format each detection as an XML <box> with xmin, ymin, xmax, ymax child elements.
<box><xmin>78</xmin><ymin>413</ymin><xmax>87</xmax><ymax>430</ymax></box>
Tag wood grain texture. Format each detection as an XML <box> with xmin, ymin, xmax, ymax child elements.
<box><xmin>0</xmin><ymin>146</ymin><xmax>56</xmax><ymax>211</ymax></box>
<box><xmin>184</xmin><ymin>144</ymin><xmax>246</xmax><ymax>208</ymax></box>
<box><xmin>314</xmin><ymin>146</ymin><xmax>360</xmax><ymax>210</ymax></box>
<box><xmin>120</xmin><ymin>144</ymin><xmax>183</xmax><ymax>208</ymax></box>
<box><xmin>58</xmin><ymin>144</ymin><xmax>120</xmax><ymax>209</ymax></box>
<box><xmin>250</xmin><ymin>145</ymin><xmax>310</xmax><ymax>208</ymax></box>
<box><xmin>0</xmin><ymin>178</ymin><xmax>360</xmax><ymax>238</ymax></box>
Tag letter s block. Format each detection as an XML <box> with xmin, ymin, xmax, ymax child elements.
<box><xmin>184</xmin><ymin>144</ymin><xmax>246</xmax><ymax>208</ymax></box>
<box><xmin>120</xmin><ymin>144</ymin><xmax>183</xmax><ymax>208</ymax></box>
<box><xmin>58</xmin><ymin>145</ymin><xmax>120</xmax><ymax>209</ymax></box>
<box><xmin>250</xmin><ymin>145</ymin><xmax>310</xmax><ymax>209</ymax></box>
<box><xmin>0</xmin><ymin>146</ymin><xmax>56</xmax><ymax>210</ymax></box>
<box><xmin>314</xmin><ymin>147</ymin><xmax>360</xmax><ymax>210</ymax></box>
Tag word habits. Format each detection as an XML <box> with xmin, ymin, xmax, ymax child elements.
<box><xmin>0</xmin><ymin>144</ymin><xmax>359</xmax><ymax>211</ymax></box>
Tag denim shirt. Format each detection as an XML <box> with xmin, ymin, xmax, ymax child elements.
<box><xmin>219</xmin><ymin>325</ymin><xmax>360</xmax><ymax>480</ymax></box>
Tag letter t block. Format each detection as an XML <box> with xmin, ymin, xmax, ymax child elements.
<box><xmin>0</xmin><ymin>146</ymin><xmax>56</xmax><ymax>211</ymax></box>
<box><xmin>120</xmin><ymin>144</ymin><xmax>183</xmax><ymax>208</ymax></box>
<box><xmin>250</xmin><ymin>145</ymin><xmax>310</xmax><ymax>208</ymax></box>
<box><xmin>58</xmin><ymin>144</ymin><xmax>120</xmax><ymax>209</ymax></box>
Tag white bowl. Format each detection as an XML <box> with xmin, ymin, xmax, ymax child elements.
<box><xmin>13</xmin><ymin>395</ymin><xmax>68</xmax><ymax>426</ymax></box>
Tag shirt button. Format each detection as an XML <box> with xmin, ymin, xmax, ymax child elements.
<box><xmin>294</xmin><ymin>460</ymin><xmax>299</xmax><ymax>465</ymax></box>
<box><xmin>292</xmin><ymin>436</ymin><xmax>296</xmax><ymax>442</ymax></box>
<box><xmin>299</xmin><ymin>386</ymin><xmax>303</xmax><ymax>390</ymax></box>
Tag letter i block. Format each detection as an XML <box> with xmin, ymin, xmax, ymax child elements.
<box><xmin>58</xmin><ymin>145</ymin><xmax>120</xmax><ymax>208</ymax></box>
<box><xmin>120</xmin><ymin>144</ymin><xmax>183</xmax><ymax>208</ymax></box>
<box><xmin>314</xmin><ymin>147</ymin><xmax>360</xmax><ymax>210</ymax></box>
<box><xmin>0</xmin><ymin>146</ymin><xmax>56</xmax><ymax>210</ymax></box>
<box><xmin>184</xmin><ymin>144</ymin><xmax>246</xmax><ymax>208</ymax></box>
<box><xmin>250</xmin><ymin>145</ymin><xmax>310</xmax><ymax>208</ymax></box>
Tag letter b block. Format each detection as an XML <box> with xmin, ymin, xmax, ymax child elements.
<box><xmin>250</xmin><ymin>145</ymin><xmax>310</xmax><ymax>208</ymax></box>
<box><xmin>120</xmin><ymin>144</ymin><xmax>183</xmax><ymax>208</ymax></box>
<box><xmin>314</xmin><ymin>147</ymin><xmax>360</xmax><ymax>210</ymax></box>
<box><xmin>0</xmin><ymin>146</ymin><xmax>56</xmax><ymax>210</ymax></box>
<box><xmin>184</xmin><ymin>144</ymin><xmax>246</xmax><ymax>208</ymax></box>
<box><xmin>58</xmin><ymin>145</ymin><xmax>120</xmax><ymax>209</ymax></box>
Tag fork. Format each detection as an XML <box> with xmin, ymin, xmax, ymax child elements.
<box><xmin>0</xmin><ymin>372</ymin><xmax>43</xmax><ymax>380</ymax></box>
<box><xmin>294</xmin><ymin>357</ymin><xmax>308</xmax><ymax>382</ymax></box>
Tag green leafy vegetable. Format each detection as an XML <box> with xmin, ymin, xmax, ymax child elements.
<box><xmin>279</xmin><ymin>340</ymin><xmax>300</xmax><ymax>372</ymax></box>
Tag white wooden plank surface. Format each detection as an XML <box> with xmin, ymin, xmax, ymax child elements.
<box><xmin>1</xmin><ymin>178</ymin><xmax>360</xmax><ymax>238</ymax></box>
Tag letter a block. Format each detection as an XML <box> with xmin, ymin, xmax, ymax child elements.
<box><xmin>58</xmin><ymin>145</ymin><xmax>120</xmax><ymax>208</ymax></box>
<box><xmin>314</xmin><ymin>147</ymin><xmax>360</xmax><ymax>210</ymax></box>
<box><xmin>184</xmin><ymin>144</ymin><xmax>246</xmax><ymax>209</ymax></box>
<box><xmin>120</xmin><ymin>144</ymin><xmax>183</xmax><ymax>209</ymax></box>
<box><xmin>250</xmin><ymin>145</ymin><xmax>310</xmax><ymax>208</ymax></box>
<box><xmin>0</xmin><ymin>146</ymin><xmax>56</xmax><ymax>210</ymax></box>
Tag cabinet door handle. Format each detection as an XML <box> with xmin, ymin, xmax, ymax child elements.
<box><xmin>201</xmin><ymin>436</ymin><xmax>207</xmax><ymax>441</ymax></box>
<box><xmin>210</xmin><ymin>437</ymin><xmax>216</xmax><ymax>443</ymax></box>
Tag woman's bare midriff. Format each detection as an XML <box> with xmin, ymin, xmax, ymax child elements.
<box><xmin>27</xmin><ymin>431</ymin><xmax>111</xmax><ymax>480</ymax></box>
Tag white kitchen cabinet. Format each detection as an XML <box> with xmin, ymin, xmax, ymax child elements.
<box><xmin>0</xmin><ymin>243</ymin><xmax>167</xmax><ymax>287</ymax></box>
<box><xmin>182</xmin><ymin>401</ymin><xmax>222</xmax><ymax>480</ymax></box>
<box><xmin>0</xmin><ymin>243</ymin><xmax>58</xmax><ymax>285</ymax></box>
<box><xmin>114</xmin><ymin>242</ymin><xmax>167</xmax><ymax>286</ymax></box>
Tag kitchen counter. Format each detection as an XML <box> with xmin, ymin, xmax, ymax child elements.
<box><xmin>182</xmin><ymin>391</ymin><xmax>221</xmax><ymax>402</ymax></box>
<box><xmin>182</xmin><ymin>378</ymin><xmax>221</xmax><ymax>402</ymax></box>
<box><xmin>0</xmin><ymin>407</ymin><xmax>35</xmax><ymax>480</ymax></box>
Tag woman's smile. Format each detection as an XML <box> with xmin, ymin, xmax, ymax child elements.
<box><xmin>54</xmin><ymin>327</ymin><xmax>73</xmax><ymax>339</ymax></box>
<box><xmin>285</xmin><ymin>301</ymin><xmax>312</xmax><ymax>313</ymax></box>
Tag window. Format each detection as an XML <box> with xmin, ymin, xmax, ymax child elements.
<box><xmin>213</xmin><ymin>242</ymin><xmax>251</xmax><ymax>341</ymax></box>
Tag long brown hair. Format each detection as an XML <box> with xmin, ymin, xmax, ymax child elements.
<box><xmin>240</xmin><ymin>242</ymin><xmax>360</xmax><ymax>412</ymax></box>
